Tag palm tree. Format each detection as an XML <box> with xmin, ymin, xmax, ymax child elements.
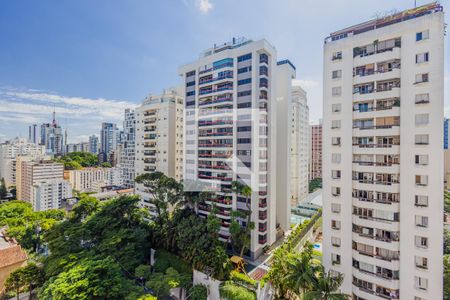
<box><xmin>302</xmin><ymin>270</ymin><xmax>349</xmax><ymax>300</ymax></box>
<box><xmin>284</xmin><ymin>244</ymin><xmax>319</xmax><ymax>296</ymax></box>
<box><xmin>231</xmin><ymin>181</ymin><xmax>254</xmax><ymax>257</ymax></box>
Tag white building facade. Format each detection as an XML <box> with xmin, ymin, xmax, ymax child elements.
<box><xmin>120</xmin><ymin>108</ymin><xmax>136</xmax><ymax>188</ymax></box>
<box><xmin>322</xmin><ymin>4</ymin><xmax>444</xmax><ymax>299</ymax></box>
<box><xmin>32</xmin><ymin>179</ymin><xmax>72</xmax><ymax>211</ymax></box>
<box><xmin>135</xmin><ymin>89</ymin><xmax>184</xmax><ymax>210</ymax></box>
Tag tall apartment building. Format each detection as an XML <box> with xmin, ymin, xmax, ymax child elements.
<box><xmin>28</xmin><ymin>124</ymin><xmax>38</xmax><ymax>144</ymax></box>
<box><xmin>32</xmin><ymin>179</ymin><xmax>72</xmax><ymax>211</ymax></box>
<box><xmin>40</xmin><ymin>111</ymin><xmax>64</xmax><ymax>155</ymax></box>
<box><xmin>65</xmin><ymin>142</ymin><xmax>89</xmax><ymax>154</ymax></box>
<box><xmin>135</xmin><ymin>89</ymin><xmax>183</xmax><ymax>209</ymax></box>
<box><xmin>290</xmin><ymin>85</ymin><xmax>310</xmax><ymax>205</ymax></box>
<box><xmin>16</xmin><ymin>157</ymin><xmax>64</xmax><ymax>203</ymax></box>
<box><xmin>322</xmin><ymin>3</ymin><xmax>444</xmax><ymax>299</ymax></box>
<box><xmin>179</xmin><ymin>37</ymin><xmax>293</xmax><ymax>258</ymax></box>
<box><xmin>100</xmin><ymin>122</ymin><xmax>118</xmax><ymax>163</ymax></box>
<box><xmin>0</xmin><ymin>138</ymin><xmax>45</xmax><ymax>187</ymax></box>
<box><xmin>89</xmin><ymin>135</ymin><xmax>99</xmax><ymax>154</ymax></box>
<box><xmin>310</xmin><ymin>124</ymin><xmax>322</xmax><ymax>180</ymax></box>
<box><xmin>120</xmin><ymin>109</ymin><xmax>136</xmax><ymax>188</ymax></box>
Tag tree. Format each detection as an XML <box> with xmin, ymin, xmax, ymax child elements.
<box><xmin>230</xmin><ymin>181</ymin><xmax>254</xmax><ymax>257</ymax></box>
<box><xmin>445</xmin><ymin>191</ymin><xmax>450</xmax><ymax>214</ymax></box>
<box><xmin>188</xmin><ymin>284</ymin><xmax>208</xmax><ymax>300</ymax></box>
<box><xmin>5</xmin><ymin>267</ymin><xmax>26</xmax><ymax>300</ymax></box>
<box><xmin>146</xmin><ymin>267</ymin><xmax>191</xmax><ymax>299</ymax></box>
<box><xmin>309</xmin><ymin>178</ymin><xmax>322</xmax><ymax>193</ymax></box>
<box><xmin>302</xmin><ymin>269</ymin><xmax>349</xmax><ymax>300</ymax></box>
<box><xmin>445</xmin><ymin>229</ymin><xmax>450</xmax><ymax>255</ymax></box>
<box><xmin>444</xmin><ymin>255</ymin><xmax>450</xmax><ymax>300</ymax></box>
<box><xmin>0</xmin><ymin>177</ymin><xmax>7</xmax><ymax>199</ymax></box>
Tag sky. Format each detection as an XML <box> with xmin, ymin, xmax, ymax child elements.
<box><xmin>0</xmin><ymin>0</ymin><xmax>449</xmax><ymax>142</ymax></box>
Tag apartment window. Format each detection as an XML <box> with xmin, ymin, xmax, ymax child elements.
<box><xmin>415</xmin><ymin>195</ymin><xmax>429</xmax><ymax>207</ymax></box>
<box><xmin>237</xmin><ymin>138</ymin><xmax>251</xmax><ymax>144</ymax></box>
<box><xmin>331</xmin><ymin>203</ymin><xmax>341</xmax><ymax>213</ymax></box>
<box><xmin>237</xmin><ymin>150</ymin><xmax>251</xmax><ymax>156</ymax></box>
<box><xmin>237</xmin><ymin>126</ymin><xmax>251</xmax><ymax>132</ymax></box>
<box><xmin>331</xmin><ymin>220</ymin><xmax>341</xmax><ymax>230</ymax></box>
<box><xmin>415</xmin><ymin>155</ymin><xmax>429</xmax><ymax>165</ymax></box>
<box><xmin>415</xmin><ymin>134</ymin><xmax>429</xmax><ymax>145</ymax></box>
<box><xmin>332</xmin><ymin>103</ymin><xmax>341</xmax><ymax>113</ymax></box>
<box><xmin>238</xmin><ymin>78</ymin><xmax>252</xmax><ymax>85</ymax></box>
<box><xmin>415</xmin><ymin>73</ymin><xmax>429</xmax><ymax>84</ymax></box>
<box><xmin>415</xmin><ymin>256</ymin><xmax>428</xmax><ymax>269</ymax></box>
<box><xmin>415</xmin><ymin>93</ymin><xmax>430</xmax><ymax>104</ymax></box>
<box><xmin>415</xmin><ymin>276</ymin><xmax>428</xmax><ymax>290</ymax></box>
<box><xmin>238</xmin><ymin>66</ymin><xmax>252</xmax><ymax>74</ymax></box>
<box><xmin>415</xmin><ymin>175</ymin><xmax>428</xmax><ymax>186</ymax></box>
<box><xmin>331</xmin><ymin>236</ymin><xmax>341</xmax><ymax>247</ymax></box>
<box><xmin>331</xmin><ymin>253</ymin><xmax>341</xmax><ymax>265</ymax></box>
<box><xmin>331</xmin><ymin>170</ymin><xmax>341</xmax><ymax>179</ymax></box>
<box><xmin>415</xmin><ymin>236</ymin><xmax>428</xmax><ymax>249</ymax></box>
<box><xmin>415</xmin><ymin>215</ymin><xmax>428</xmax><ymax>228</ymax></box>
<box><xmin>332</xmin><ymin>87</ymin><xmax>342</xmax><ymax>96</ymax></box>
<box><xmin>331</xmin><ymin>120</ymin><xmax>341</xmax><ymax>129</ymax></box>
<box><xmin>331</xmin><ymin>186</ymin><xmax>341</xmax><ymax>197</ymax></box>
<box><xmin>332</xmin><ymin>70</ymin><xmax>342</xmax><ymax>79</ymax></box>
<box><xmin>186</xmin><ymin>81</ymin><xmax>195</xmax><ymax>87</ymax></box>
<box><xmin>332</xmin><ymin>51</ymin><xmax>342</xmax><ymax>61</ymax></box>
<box><xmin>237</xmin><ymin>53</ymin><xmax>252</xmax><ymax>62</ymax></box>
<box><xmin>238</xmin><ymin>90</ymin><xmax>251</xmax><ymax>97</ymax></box>
<box><xmin>186</xmin><ymin>91</ymin><xmax>195</xmax><ymax>96</ymax></box>
<box><xmin>416</xmin><ymin>30</ymin><xmax>429</xmax><ymax>41</ymax></box>
<box><xmin>415</xmin><ymin>114</ymin><xmax>430</xmax><ymax>127</ymax></box>
<box><xmin>332</xmin><ymin>137</ymin><xmax>341</xmax><ymax>146</ymax></box>
<box><xmin>332</xmin><ymin>153</ymin><xmax>341</xmax><ymax>164</ymax></box>
<box><xmin>237</xmin><ymin>102</ymin><xmax>252</xmax><ymax>108</ymax></box>
<box><xmin>416</xmin><ymin>52</ymin><xmax>429</xmax><ymax>64</ymax></box>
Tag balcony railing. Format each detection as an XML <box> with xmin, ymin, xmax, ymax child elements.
<box><xmin>353</xmin><ymin>143</ymin><xmax>399</xmax><ymax>148</ymax></box>
<box><xmin>199</xmin><ymin>74</ymin><xmax>233</xmax><ymax>86</ymax></box>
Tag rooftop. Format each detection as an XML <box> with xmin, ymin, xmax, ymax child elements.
<box><xmin>325</xmin><ymin>2</ymin><xmax>443</xmax><ymax>43</ymax></box>
<box><xmin>0</xmin><ymin>229</ymin><xmax>28</xmax><ymax>268</ymax></box>
<box><xmin>201</xmin><ymin>37</ymin><xmax>253</xmax><ymax>57</ymax></box>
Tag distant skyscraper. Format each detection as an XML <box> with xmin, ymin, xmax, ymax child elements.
<box><xmin>100</xmin><ymin>123</ymin><xmax>117</xmax><ymax>163</ymax></box>
<box><xmin>322</xmin><ymin>3</ymin><xmax>443</xmax><ymax>299</ymax></box>
<box><xmin>310</xmin><ymin>124</ymin><xmax>322</xmax><ymax>180</ymax></box>
<box><xmin>40</xmin><ymin>111</ymin><xmax>64</xmax><ymax>155</ymax></box>
<box><xmin>89</xmin><ymin>135</ymin><xmax>99</xmax><ymax>154</ymax></box>
<box><xmin>28</xmin><ymin>124</ymin><xmax>38</xmax><ymax>144</ymax></box>
<box><xmin>444</xmin><ymin>118</ymin><xmax>448</xmax><ymax>149</ymax></box>
<box><xmin>120</xmin><ymin>109</ymin><xmax>136</xmax><ymax>188</ymax></box>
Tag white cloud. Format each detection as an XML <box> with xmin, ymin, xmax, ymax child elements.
<box><xmin>292</xmin><ymin>79</ymin><xmax>319</xmax><ymax>88</ymax></box>
<box><xmin>196</xmin><ymin>0</ymin><xmax>213</xmax><ymax>14</ymax></box>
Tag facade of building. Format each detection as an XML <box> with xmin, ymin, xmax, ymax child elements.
<box><xmin>310</xmin><ymin>124</ymin><xmax>322</xmax><ymax>180</ymax></box>
<box><xmin>67</xmin><ymin>167</ymin><xmax>121</xmax><ymax>192</ymax></box>
<box><xmin>120</xmin><ymin>108</ymin><xmax>136</xmax><ymax>187</ymax></box>
<box><xmin>0</xmin><ymin>138</ymin><xmax>46</xmax><ymax>187</ymax></box>
<box><xmin>28</xmin><ymin>124</ymin><xmax>38</xmax><ymax>144</ymax></box>
<box><xmin>179</xmin><ymin>37</ymin><xmax>292</xmax><ymax>259</ymax></box>
<box><xmin>444</xmin><ymin>117</ymin><xmax>448</xmax><ymax>149</ymax></box>
<box><xmin>135</xmin><ymin>89</ymin><xmax>184</xmax><ymax>208</ymax></box>
<box><xmin>40</xmin><ymin>112</ymin><xmax>64</xmax><ymax>155</ymax></box>
<box><xmin>100</xmin><ymin>122</ymin><xmax>118</xmax><ymax>163</ymax></box>
<box><xmin>89</xmin><ymin>135</ymin><xmax>99</xmax><ymax>154</ymax></box>
<box><xmin>290</xmin><ymin>85</ymin><xmax>310</xmax><ymax>205</ymax></box>
<box><xmin>32</xmin><ymin>179</ymin><xmax>72</xmax><ymax>211</ymax></box>
<box><xmin>16</xmin><ymin>157</ymin><xmax>64</xmax><ymax>204</ymax></box>
<box><xmin>0</xmin><ymin>229</ymin><xmax>27</xmax><ymax>294</ymax></box>
<box><xmin>65</xmin><ymin>142</ymin><xmax>89</xmax><ymax>154</ymax></box>
<box><xmin>322</xmin><ymin>4</ymin><xmax>444</xmax><ymax>299</ymax></box>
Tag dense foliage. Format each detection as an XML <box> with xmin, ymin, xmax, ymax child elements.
<box><xmin>309</xmin><ymin>178</ymin><xmax>322</xmax><ymax>193</ymax></box>
<box><xmin>188</xmin><ymin>284</ymin><xmax>208</xmax><ymax>300</ymax></box>
<box><xmin>0</xmin><ymin>177</ymin><xmax>7</xmax><ymax>199</ymax></box>
<box><xmin>445</xmin><ymin>255</ymin><xmax>450</xmax><ymax>300</ymax></box>
<box><xmin>54</xmin><ymin>151</ymin><xmax>108</xmax><ymax>170</ymax></box>
<box><xmin>219</xmin><ymin>281</ymin><xmax>256</xmax><ymax>300</ymax></box>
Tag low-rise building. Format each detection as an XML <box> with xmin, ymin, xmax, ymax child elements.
<box><xmin>0</xmin><ymin>229</ymin><xmax>27</xmax><ymax>294</ymax></box>
<box><xmin>32</xmin><ymin>179</ymin><xmax>72</xmax><ymax>211</ymax></box>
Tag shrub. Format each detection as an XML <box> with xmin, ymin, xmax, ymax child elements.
<box><xmin>188</xmin><ymin>284</ymin><xmax>208</xmax><ymax>300</ymax></box>
<box><xmin>219</xmin><ymin>282</ymin><xmax>256</xmax><ymax>300</ymax></box>
<box><xmin>154</xmin><ymin>249</ymin><xmax>192</xmax><ymax>274</ymax></box>
<box><xmin>229</xmin><ymin>271</ymin><xmax>257</xmax><ymax>288</ymax></box>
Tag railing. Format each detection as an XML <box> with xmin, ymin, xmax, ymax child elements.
<box><xmin>353</xmin><ymin>143</ymin><xmax>399</xmax><ymax>148</ymax></box>
<box><xmin>199</xmin><ymin>74</ymin><xmax>233</xmax><ymax>86</ymax></box>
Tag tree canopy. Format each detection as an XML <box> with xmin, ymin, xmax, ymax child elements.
<box><xmin>54</xmin><ymin>151</ymin><xmax>106</xmax><ymax>170</ymax></box>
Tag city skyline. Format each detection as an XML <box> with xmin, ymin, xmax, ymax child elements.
<box><xmin>0</xmin><ymin>0</ymin><xmax>449</xmax><ymax>142</ymax></box>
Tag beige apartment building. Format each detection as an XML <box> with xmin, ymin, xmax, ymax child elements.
<box><xmin>310</xmin><ymin>124</ymin><xmax>322</xmax><ymax>180</ymax></box>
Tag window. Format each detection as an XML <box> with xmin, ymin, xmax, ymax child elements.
<box><xmin>237</xmin><ymin>53</ymin><xmax>252</xmax><ymax>62</ymax></box>
<box><xmin>332</xmin><ymin>103</ymin><xmax>341</xmax><ymax>113</ymax></box>
<box><xmin>186</xmin><ymin>91</ymin><xmax>195</xmax><ymax>96</ymax></box>
<box><xmin>332</xmin><ymin>70</ymin><xmax>342</xmax><ymax>79</ymax></box>
<box><xmin>237</xmin><ymin>138</ymin><xmax>251</xmax><ymax>144</ymax></box>
<box><xmin>331</xmin><ymin>186</ymin><xmax>341</xmax><ymax>196</ymax></box>
<box><xmin>415</xmin><ymin>134</ymin><xmax>429</xmax><ymax>145</ymax></box>
<box><xmin>331</xmin><ymin>220</ymin><xmax>341</xmax><ymax>230</ymax></box>
<box><xmin>332</xmin><ymin>137</ymin><xmax>341</xmax><ymax>146</ymax></box>
<box><xmin>331</xmin><ymin>203</ymin><xmax>341</xmax><ymax>213</ymax></box>
<box><xmin>237</xmin><ymin>126</ymin><xmax>251</xmax><ymax>132</ymax></box>
<box><xmin>331</xmin><ymin>120</ymin><xmax>341</xmax><ymax>129</ymax></box>
<box><xmin>237</xmin><ymin>150</ymin><xmax>251</xmax><ymax>155</ymax></box>
<box><xmin>415</xmin><ymin>73</ymin><xmax>429</xmax><ymax>84</ymax></box>
<box><xmin>259</xmin><ymin>53</ymin><xmax>268</xmax><ymax>63</ymax></box>
<box><xmin>332</xmin><ymin>87</ymin><xmax>342</xmax><ymax>96</ymax></box>
<box><xmin>415</xmin><ymin>114</ymin><xmax>429</xmax><ymax>126</ymax></box>
<box><xmin>332</xmin><ymin>153</ymin><xmax>341</xmax><ymax>163</ymax></box>
<box><xmin>416</xmin><ymin>30</ymin><xmax>429</xmax><ymax>41</ymax></box>
<box><xmin>238</xmin><ymin>78</ymin><xmax>252</xmax><ymax>86</ymax></box>
<box><xmin>415</xmin><ymin>215</ymin><xmax>428</xmax><ymax>228</ymax></box>
<box><xmin>238</xmin><ymin>66</ymin><xmax>252</xmax><ymax>74</ymax></box>
<box><xmin>415</xmin><ymin>93</ymin><xmax>430</xmax><ymax>104</ymax></box>
<box><xmin>415</xmin><ymin>276</ymin><xmax>428</xmax><ymax>290</ymax></box>
<box><xmin>238</xmin><ymin>90</ymin><xmax>251</xmax><ymax>97</ymax></box>
<box><xmin>260</xmin><ymin>78</ymin><xmax>268</xmax><ymax>88</ymax></box>
<box><xmin>331</xmin><ymin>253</ymin><xmax>341</xmax><ymax>264</ymax></box>
<box><xmin>331</xmin><ymin>170</ymin><xmax>341</xmax><ymax>179</ymax></box>
<box><xmin>415</xmin><ymin>256</ymin><xmax>428</xmax><ymax>269</ymax></box>
<box><xmin>332</xmin><ymin>51</ymin><xmax>342</xmax><ymax>61</ymax></box>
<box><xmin>331</xmin><ymin>236</ymin><xmax>341</xmax><ymax>247</ymax></box>
<box><xmin>415</xmin><ymin>236</ymin><xmax>428</xmax><ymax>249</ymax></box>
<box><xmin>259</xmin><ymin>65</ymin><xmax>268</xmax><ymax>75</ymax></box>
<box><xmin>415</xmin><ymin>175</ymin><xmax>428</xmax><ymax>186</ymax></box>
<box><xmin>237</xmin><ymin>102</ymin><xmax>252</xmax><ymax>108</ymax></box>
<box><xmin>186</xmin><ymin>81</ymin><xmax>195</xmax><ymax>87</ymax></box>
<box><xmin>415</xmin><ymin>195</ymin><xmax>428</xmax><ymax>207</ymax></box>
<box><xmin>415</xmin><ymin>155</ymin><xmax>428</xmax><ymax>165</ymax></box>
<box><xmin>416</xmin><ymin>52</ymin><xmax>429</xmax><ymax>64</ymax></box>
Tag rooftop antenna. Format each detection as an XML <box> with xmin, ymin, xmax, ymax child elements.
<box><xmin>52</xmin><ymin>104</ymin><xmax>56</xmax><ymax>126</ymax></box>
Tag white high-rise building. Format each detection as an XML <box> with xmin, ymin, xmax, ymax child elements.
<box><xmin>322</xmin><ymin>3</ymin><xmax>444</xmax><ymax>299</ymax></box>
<box><xmin>28</xmin><ymin>124</ymin><xmax>38</xmax><ymax>144</ymax></box>
<box><xmin>32</xmin><ymin>179</ymin><xmax>72</xmax><ymax>211</ymax></box>
<box><xmin>67</xmin><ymin>167</ymin><xmax>122</xmax><ymax>193</ymax></box>
<box><xmin>89</xmin><ymin>135</ymin><xmax>99</xmax><ymax>154</ymax></box>
<box><xmin>100</xmin><ymin>123</ymin><xmax>118</xmax><ymax>163</ymax></box>
<box><xmin>290</xmin><ymin>85</ymin><xmax>310</xmax><ymax>205</ymax></box>
<box><xmin>135</xmin><ymin>89</ymin><xmax>184</xmax><ymax>209</ymax></box>
<box><xmin>120</xmin><ymin>108</ymin><xmax>136</xmax><ymax>188</ymax></box>
<box><xmin>0</xmin><ymin>138</ymin><xmax>46</xmax><ymax>187</ymax></box>
<box><xmin>179</xmin><ymin>37</ymin><xmax>293</xmax><ymax>258</ymax></box>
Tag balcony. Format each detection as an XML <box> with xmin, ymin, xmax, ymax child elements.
<box><xmin>354</xmin><ymin>45</ymin><xmax>401</xmax><ymax>66</ymax></box>
<box><xmin>199</xmin><ymin>73</ymin><xmax>233</xmax><ymax>86</ymax></box>
<box><xmin>198</xmin><ymin>142</ymin><xmax>232</xmax><ymax>148</ymax></box>
<box><xmin>199</xmin><ymin>94</ymin><xmax>233</xmax><ymax>107</ymax></box>
<box><xmin>199</xmin><ymin>85</ymin><xmax>233</xmax><ymax>96</ymax></box>
<box><xmin>198</xmin><ymin>174</ymin><xmax>232</xmax><ymax>181</ymax></box>
<box><xmin>198</xmin><ymin>120</ymin><xmax>233</xmax><ymax>127</ymax></box>
<box><xmin>198</xmin><ymin>152</ymin><xmax>232</xmax><ymax>159</ymax></box>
